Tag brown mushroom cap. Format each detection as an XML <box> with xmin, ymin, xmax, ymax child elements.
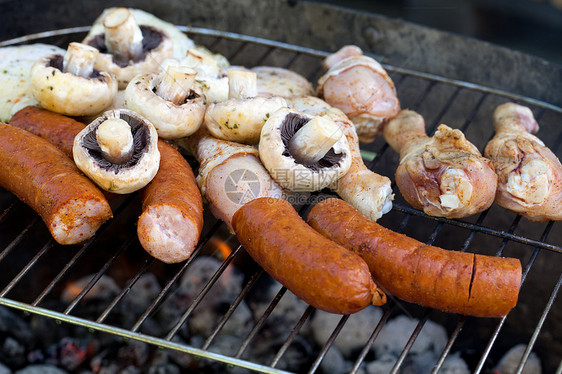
<box><xmin>73</xmin><ymin>109</ymin><xmax>160</xmax><ymax>194</ymax></box>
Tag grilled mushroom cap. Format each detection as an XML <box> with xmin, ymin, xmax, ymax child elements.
<box><xmin>83</xmin><ymin>8</ymin><xmax>175</xmax><ymax>88</ymax></box>
<box><xmin>259</xmin><ymin>107</ymin><xmax>352</xmax><ymax>191</ymax></box>
<box><xmin>125</xmin><ymin>64</ymin><xmax>206</xmax><ymax>139</ymax></box>
<box><xmin>30</xmin><ymin>42</ymin><xmax>118</xmax><ymax>116</ymax></box>
<box><xmin>73</xmin><ymin>109</ymin><xmax>160</xmax><ymax>194</ymax></box>
<box><xmin>205</xmin><ymin>69</ymin><xmax>287</xmax><ymax>144</ymax></box>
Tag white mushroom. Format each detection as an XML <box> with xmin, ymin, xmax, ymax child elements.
<box><xmin>125</xmin><ymin>63</ymin><xmax>206</xmax><ymax>139</ymax></box>
<box><xmin>205</xmin><ymin>69</ymin><xmax>287</xmax><ymax>144</ymax></box>
<box><xmin>29</xmin><ymin>42</ymin><xmax>118</xmax><ymax>116</ymax></box>
<box><xmin>259</xmin><ymin>107</ymin><xmax>352</xmax><ymax>191</ymax></box>
<box><xmin>84</xmin><ymin>7</ymin><xmax>195</xmax><ymax>60</ymax></box>
<box><xmin>181</xmin><ymin>47</ymin><xmax>230</xmax><ymax>104</ymax></box>
<box><xmin>82</xmin><ymin>7</ymin><xmax>175</xmax><ymax>89</ymax></box>
<box><xmin>73</xmin><ymin>109</ymin><xmax>160</xmax><ymax>194</ymax></box>
<box><xmin>252</xmin><ymin>66</ymin><xmax>314</xmax><ymax>98</ymax></box>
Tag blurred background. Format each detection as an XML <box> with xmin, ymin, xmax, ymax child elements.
<box><xmin>312</xmin><ymin>0</ymin><xmax>562</xmax><ymax>65</ymax></box>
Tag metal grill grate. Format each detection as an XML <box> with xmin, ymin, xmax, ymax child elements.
<box><xmin>0</xmin><ymin>27</ymin><xmax>561</xmax><ymax>374</ymax></box>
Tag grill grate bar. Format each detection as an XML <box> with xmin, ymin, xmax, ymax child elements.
<box><xmin>269</xmin><ymin>305</ymin><xmax>315</xmax><ymax>368</ymax></box>
<box><xmin>64</xmin><ymin>235</ymin><xmax>137</xmax><ymax>315</ymax></box>
<box><xmin>165</xmin><ymin>244</ymin><xmax>243</xmax><ymax>341</ymax></box>
<box><xmin>432</xmin><ymin>316</ymin><xmax>468</xmax><ymax>374</ymax></box>
<box><xmin>307</xmin><ymin>314</ymin><xmax>350</xmax><ymax>374</ymax></box>
<box><xmin>349</xmin><ymin>302</ymin><xmax>396</xmax><ymax>374</ymax></box>
<box><xmin>235</xmin><ymin>286</ymin><xmax>289</xmax><ymax>359</ymax></box>
<box><xmin>426</xmin><ymin>86</ymin><xmax>462</xmax><ymax>134</ymax></box>
<box><xmin>514</xmin><ymin>271</ymin><xmax>562</xmax><ymax>374</ymax></box>
<box><xmin>389</xmin><ymin>216</ymin><xmax>445</xmax><ymax>372</ymax></box>
<box><xmin>460</xmin><ymin>92</ymin><xmax>488</xmax><ymax>132</ymax></box>
<box><xmin>474</xmin><ymin>220</ymin><xmax>554</xmax><ymax>373</ymax></box>
<box><xmin>392</xmin><ymin>203</ymin><xmax>562</xmax><ymax>254</ymax></box>
<box><xmin>130</xmin><ymin>219</ymin><xmax>223</xmax><ymax>333</ymax></box>
<box><xmin>0</xmin><ymin>200</ymin><xmax>17</xmax><ymax>224</ymax></box>
<box><xmin>31</xmin><ymin>193</ymin><xmax>138</xmax><ymax>307</ymax></box>
<box><xmin>0</xmin><ymin>239</ymin><xmax>54</xmax><ymax>297</ymax></box>
<box><xmin>201</xmin><ymin>268</ymin><xmax>264</xmax><ymax>350</ymax></box>
<box><xmin>97</xmin><ymin>257</ymin><xmax>156</xmax><ymax>324</ymax></box>
<box><xmin>0</xmin><ymin>216</ymin><xmax>40</xmax><ymax>263</ymax></box>
<box><xmin>390</xmin><ymin>309</ymin><xmax>433</xmax><ymax>374</ymax></box>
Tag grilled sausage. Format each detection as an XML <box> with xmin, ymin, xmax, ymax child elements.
<box><xmin>232</xmin><ymin>197</ymin><xmax>386</xmax><ymax>314</ymax></box>
<box><xmin>306</xmin><ymin>198</ymin><xmax>522</xmax><ymax>318</ymax></box>
<box><xmin>0</xmin><ymin>123</ymin><xmax>112</xmax><ymax>244</ymax></box>
<box><xmin>10</xmin><ymin>107</ymin><xmax>204</xmax><ymax>262</ymax></box>
<box><xmin>137</xmin><ymin>140</ymin><xmax>204</xmax><ymax>263</ymax></box>
<box><xmin>10</xmin><ymin>105</ymin><xmax>84</xmax><ymax>158</ymax></box>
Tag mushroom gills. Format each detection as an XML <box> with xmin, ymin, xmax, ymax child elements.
<box><xmin>80</xmin><ymin>114</ymin><xmax>149</xmax><ymax>172</ymax></box>
<box><xmin>87</xmin><ymin>24</ymin><xmax>163</xmax><ymax>67</ymax></box>
<box><xmin>281</xmin><ymin>113</ymin><xmax>344</xmax><ymax>171</ymax></box>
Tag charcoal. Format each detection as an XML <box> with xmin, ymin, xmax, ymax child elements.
<box><xmin>366</xmin><ymin>354</ymin><xmax>397</xmax><ymax>374</ymax></box>
<box><xmin>0</xmin><ymin>362</ymin><xmax>9</xmax><ymax>374</ymax></box>
<box><xmin>14</xmin><ymin>364</ymin><xmax>68</xmax><ymax>374</ymax></box>
<box><xmin>311</xmin><ymin>306</ymin><xmax>383</xmax><ymax>358</ymax></box>
<box><xmin>146</xmin><ymin>362</ymin><xmax>180</xmax><ymax>374</ymax></box>
<box><xmin>372</xmin><ymin>315</ymin><xmax>447</xmax><ymax>357</ymax></box>
<box><xmin>440</xmin><ymin>352</ymin><xmax>470</xmax><ymax>374</ymax></box>
<box><xmin>0</xmin><ymin>307</ymin><xmax>35</xmax><ymax>367</ymax></box>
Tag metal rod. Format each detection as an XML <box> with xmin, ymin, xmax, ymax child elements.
<box><xmin>0</xmin><ymin>298</ymin><xmax>293</xmax><ymax>374</ymax></box>
<box><xmin>64</xmin><ymin>235</ymin><xmax>136</xmax><ymax>315</ymax></box>
<box><xmin>426</xmin><ymin>86</ymin><xmax>461</xmax><ymax>134</ymax></box>
<box><xmin>0</xmin><ymin>239</ymin><xmax>54</xmax><ymax>297</ymax></box>
<box><xmin>32</xmin><ymin>194</ymin><xmax>138</xmax><ymax>306</ymax></box>
<box><xmin>474</xmin><ymin>221</ymin><xmax>554</xmax><ymax>373</ymax></box>
<box><xmin>235</xmin><ymin>285</ymin><xmax>288</xmax><ymax>359</ymax></box>
<box><xmin>392</xmin><ymin>203</ymin><xmax>561</xmax><ymax>254</ymax></box>
<box><xmin>131</xmin><ymin>219</ymin><xmax>222</xmax><ymax>333</ymax></box>
<box><xmin>0</xmin><ymin>216</ymin><xmax>41</xmax><ymax>263</ymax></box>
<box><xmin>431</xmin><ymin>316</ymin><xmax>467</xmax><ymax>374</ymax></box>
<box><xmin>514</xmin><ymin>271</ymin><xmax>562</xmax><ymax>374</ymax></box>
<box><xmin>270</xmin><ymin>305</ymin><xmax>315</xmax><ymax>368</ymax></box>
<box><xmin>390</xmin><ymin>309</ymin><xmax>433</xmax><ymax>374</ymax></box>
<box><xmin>349</xmin><ymin>302</ymin><xmax>395</xmax><ymax>374</ymax></box>
<box><xmin>202</xmin><ymin>268</ymin><xmax>264</xmax><ymax>350</ymax></box>
<box><xmin>165</xmin><ymin>244</ymin><xmax>243</xmax><ymax>340</ymax></box>
<box><xmin>307</xmin><ymin>314</ymin><xmax>350</xmax><ymax>374</ymax></box>
<box><xmin>97</xmin><ymin>257</ymin><xmax>156</xmax><ymax>324</ymax></box>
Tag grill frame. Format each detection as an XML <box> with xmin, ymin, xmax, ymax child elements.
<box><xmin>0</xmin><ymin>26</ymin><xmax>561</xmax><ymax>374</ymax></box>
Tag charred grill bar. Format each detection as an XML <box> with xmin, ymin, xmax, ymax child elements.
<box><xmin>0</xmin><ymin>2</ymin><xmax>561</xmax><ymax>373</ymax></box>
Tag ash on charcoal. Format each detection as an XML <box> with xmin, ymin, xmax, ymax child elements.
<box><xmin>372</xmin><ymin>315</ymin><xmax>447</xmax><ymax>357</ymax></box>
<box><xmin>494</xmin><ymin>344</ymin><xmax>542</xmax><ymax>374</ymax></box>
<box><xmin>311</xmin><ymin>306</ymin><xmax>383</xmax><ymax>357</ymax></box>
<box><xmin>14</xmin><ymin>364</ymin><xmax>68</xmax><ymax>374</ymax></box>
<box><xmin>440</xmin><ymin>352</ymin><xmax>470</xmax><ymax>374</ymax></box>
<box><xmin>27</xmin><ymin>337</ymin><xmax>96</xmax><ymax>371</ymax></box>
<box><xmin>0</xmin><ymin>307</ymin><xmax>35</xmax><ymax>367</ymax></box>
<box><xmin>61</xmin><ymin>275</ymin><xmax>120</xmax><ymax>304</ymax></box>
<box><xmin>158</xmin><ymin>256</ymin><xmax>246</xmax><ymax>339</ymax></box>
<box><xmin>366</xmin><ymin>353</ymin><xmax>396</xmax><ymax>374</ymax></box>
<box><xmin>0</xmin><ymin>362</ymin><xmax>9</xmax><ymax>374</ymax></box>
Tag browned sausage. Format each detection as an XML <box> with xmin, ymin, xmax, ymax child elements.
<box><xmin>9</xmin><ymin>107</ymin><xmax>205</xmax><ymax>262</ymax></box>
<box><xmin>137</xmin><ymin>140</ymin><xmax>204</xmax><ymax>263</ymax></box>
<box><xmin>10</xmin><ymin>106</ymin><xmax>85</xmax><ymax>158</ymax></box>
<box><xmin>0</xmin><ymin>123</ymin><xmax>112</xmax><ymax>245</ymax></box>
<box><xmin>306</xmin><ymin>198</ymin><xmax>522</xmax><ymax>318</ymax></box>
<box><xmin>232</xmin><ymin>197</ymin><xmax>386</xmax><ymax>314</ymax></box>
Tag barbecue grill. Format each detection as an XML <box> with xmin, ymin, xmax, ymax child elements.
<box><xmin>0</xmin><ymin>1</ymin><xmax>561</xmax><ymax>373</ymax></box>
